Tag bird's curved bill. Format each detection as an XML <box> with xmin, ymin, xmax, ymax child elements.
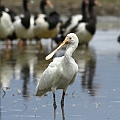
<box><xmin>46</xmin><ymin>0</ymin><xmax>54</xmax><ymax>9</ymax></box>
<box><xmin>45</xmin><ymin>37</ymin><xmax>69</xmax><ymax>60</ymax></box>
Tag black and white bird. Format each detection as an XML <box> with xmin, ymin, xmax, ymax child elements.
<box><xmin>55</xmin><ymin>0</ymin><xmax>101</xmax><ymax>47</ymax></box>
<box><xmin>34</xmin><ymin>0</ymin><xmax>62</xmax><ymax>44</ymax></box>
<box><xmin>61</xmin><ymin>0</ymin><xmax>89</xmax><ymax>35</ymax></box>
<box><xmin>13</xmin><ymin>0</ymin><xmax>35</xmax><ymax>47</ymax></box>
<box><xmin>35</xmin><ymin>33</ymin><xmax>78</xmax><ymax>114</ymax></box>
<box><xmin>40</xmin><ymin>0</ymin><xmax>54</xmax><ymax>14</ymax></box>
<box><xmin>0</xmin><ymin>5</ymin><xmax>16</xmax><ymax>47</ymax></box>
<box><xmin>71</xmin><ymin>0</ymin><xmax>99</xmax><ymax>46</ymax></box>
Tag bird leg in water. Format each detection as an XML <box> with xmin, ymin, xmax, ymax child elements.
<box><xmin>61</xmin><ymin>90</ymin><xmax>66</xmax><ymax>120</ymax></box>
<box><xmin>61</xmin><ymin>90</ymin><xmax>66</xmax><ymax>107</ymax></box>
<box><xmin>53</xmin><ymin>93</ymin><xmax>57</xmax><ymax>109</ymax></box>
<box><xmin>61</xmin><ymin>104</ymin><xmax>66</xmax><ymax>120</ymax></box>
<box><xmin>54</xmin><ymin>105</ymin><xmax>56</xmax><ymax>120</ymax></box>
<box><xmin>53</xmin><ymin>93</ymin><xmax>57</xmax><ymax>120</ymax></box>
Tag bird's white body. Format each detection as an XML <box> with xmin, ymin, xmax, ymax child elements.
<box><xmin>76</xmin><ymin>22</ymin><xmax>93</xmax><ymax>44</ymax></box>
<box><xmin>0</xmin><ymin>11</ymin><xmax>14</xmax><ymax>39</ymax></box>
<box><xmin>36</xmin><ymin>56</ymin><xmax>78</xmax><ymax>96</ymax></box>
<box><xmin>13</xmin><ymin>15</ymin><xmax>35</xmax><ymax>39</ymax></box>
<box><xmin>36</xmin><ymin>33</ymin><xmax>79</xmax><ymax>97</ymax></box>
<box><xmin>34</xmin><ymin>14</ymin><xmax>61</xmax><ymax>39</ymax></box>
<box><xmin>63</xmin><ymin>14</ymin><xmax>83</xmax><ymax>37</ymax></box>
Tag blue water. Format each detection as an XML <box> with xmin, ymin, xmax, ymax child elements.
<box><xmin>0</xmin><ymin>29</ymin><xmax>120</xmax><ymax>120</ymax></box>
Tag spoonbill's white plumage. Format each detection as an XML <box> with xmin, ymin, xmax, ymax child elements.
<box><xmin>35</xmin><ymin>33</ymin><xmax>79</xmax><ymax>108</ymax></box>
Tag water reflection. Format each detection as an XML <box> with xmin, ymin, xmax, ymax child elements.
<box><xmin>0</xmin><ymin>42</ymin><xmax>98</xmax><ymax>119</ymax></box>
<box><xmin>49</xmin><ymin>45</ymin><xmax>98</xmax><ymax>97</ymax></box>
<box><xmin>74</xmin><ymin>46</ymin><xmax>98</xmax><ymax>96</ymax></box>
<box><xmin>0</xmin><ymin>42</ymin><xmax>68</xmax><ymax>119</ymax></box>
<box><xmin>0</xmin><ymin>49</ymin><xmax>15</xmax><ymax>89</ymax></box>
<box><xmin>21</xmin><ymin>64</ymin><xmax>30</xmax><ymax>98</ymax></box>
<box><xmin>117</xmin><ymin>35</ymin><xmax>120</xmax><ymax>59</ymax></box>
<box><xmin>0</xmin><ymin>42</ymin><xmax>53</xmax><ymax>99</ymax></box>
<box><xmin>0</xmin><ymin>42</ymin><xmax>99</xmax><ymax>99</ymax></box>
<box><xmin>117</xmin><ymin>34</ymin><xmax>120</xmax><ymax>43</ymax></box>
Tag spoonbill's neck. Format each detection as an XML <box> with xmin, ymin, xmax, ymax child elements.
<box><xmin>64</xmin><ymin>45</ymin><xmax>76</xmax><ymax>61</ymax></box>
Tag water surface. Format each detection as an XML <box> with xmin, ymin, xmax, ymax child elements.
<box><xmin>0</xmin><ymin>17</ymin><xmax>120</xmax><ymax>120</ymax></box>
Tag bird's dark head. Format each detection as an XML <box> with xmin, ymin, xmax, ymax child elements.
<box><xmin>40</xmin><ymin>0</ymin><xmax>54</xmax><ymax>14</ymax></box>
<box><xmin>0</xmin><ymin>5</ymin><xmax>6</xmax><ymax>12</ymax></box>
<box><xmin>87</xmin><ymin>0</ymin><xmax>101</xmax><ymax>7</ymax></box>
<box><xmin>83</xmin><ymin>0</ymin><xmax>101</xmax><ymax>11</ymax></box>
<box><xmin>40</xmin><ymin>0</ymin><xmax>54</xmax><ymax>9</ymax></box>
<box><xmin>0</xmin><ymin>5</ymin><xmax>10</xmax><ymax>13</ymax></box>
<box><xmin>0</xmin><ymin>5</ymin><xmax>16</xmax><ymax>21</ymax></box>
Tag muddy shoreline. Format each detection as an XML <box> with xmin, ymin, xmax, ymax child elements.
<box><xmin>1</xmin><ymin>0</ymin><xmax>120</xmax><ymax>16</ymax></box>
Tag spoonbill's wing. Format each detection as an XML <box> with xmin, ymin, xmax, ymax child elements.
<box><xmin>36</xmin><ymin>57</ymin><xmax>63</xmax><ymax>96</ymax></box>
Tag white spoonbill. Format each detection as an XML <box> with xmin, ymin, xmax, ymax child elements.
<box><xmin>35</xmin><ymin>33</ymin><xmax>79</xmax><ymax>109</ymax></box>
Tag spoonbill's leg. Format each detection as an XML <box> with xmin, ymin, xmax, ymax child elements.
<box><xmin>53</xmin><ymin>93</ymin><xmax>57</xmax><ymax>109</ymax></box>
<box><xmin>61</xmin><ymin>90</ymin><xmax>66</xmax><ymax>107</ymax></box>
<box><xmin>61</xmin><ymin>102</ymin><xmax>66</xmax><ymax>120</ymax></box>
<box><xmin>53</xmin><ymin>93</ymin><xmax>57</xmax><ymax>120</ymax></box>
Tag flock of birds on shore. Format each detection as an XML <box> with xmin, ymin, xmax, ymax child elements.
<box><xmin>0</xmin><ymin>0</ymin><xmax>101</xmax><ymax>49</ymax></box>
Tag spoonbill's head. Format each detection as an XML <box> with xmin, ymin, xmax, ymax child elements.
<box><xmin>45</xmin><ymin>33</ymin><xmax>79</xmax><ymax>60</ymax></box>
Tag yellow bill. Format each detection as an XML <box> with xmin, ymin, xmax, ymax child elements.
<box><xmin>45</xmin><ymin>37</ymin><xmax>69</xmax><ymax>60</ymax></box>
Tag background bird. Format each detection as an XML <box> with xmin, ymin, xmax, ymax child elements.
<box><xmin>34</xmin><ymin>0</ymin><xmax>62</xmax><ymax>50</ymax></box>
<box><xmin>13</xmin><ymin>0</ymin><xmax>35</xmax><ymax>48</ymax></box>
<box><xmin>55</xmin><ymin>0</ymin><xmax>101</xmax><ymax>47</ymax></box>
<box><xmin>0</xmin><ymin>5</ymin><xmax>16</xmax><ymax>48</ymax></box>
<box><xmin>35</xmin><ymin>33</ymin><xmax>79</xmax><ymax>111</ymax></box>
<box><xmin>39</xmin><ymin>0</ymin><xmax>54</xmax><ymax>14</ymax></box>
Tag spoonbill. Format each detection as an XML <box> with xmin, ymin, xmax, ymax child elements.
<box><xmin>35</xmin><ymin>33</ymin><xmax>79</xmax><ymax>109</ymax></box>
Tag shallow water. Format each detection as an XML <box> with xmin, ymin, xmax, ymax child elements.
<box><xmin>0</xmin><ymin>17</ymin><xmax>120</xmax><ymax>120</ymax></box>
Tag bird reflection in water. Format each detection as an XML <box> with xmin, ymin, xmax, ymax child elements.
<box><xmin>81</xmin><ymin>55</ymin><xmax>96</xmax><ymax>96</ymax></box>
<box><xmin>0</xmin><ymin>48</ymin><xmax>16</xmax><ymax>98</ymax></box>
<box><xmin>15</xmin><ymin>47</ymin><xmax>37</xmax><ymax>99</ymax></box>
<box><xmin>0</xmin><ymin>44</ymin><xmax>38</xmax><ymax>98</ymax></box>
<box><xmin>74</xmin><ymin>46</ymin><xmax>98</xmax><ymax>96</ymax></box>
<box><xmin>21</xmin><ymin>64</ymin><xmax>30</xmax><ymax>98</ymax></box>
<box><xmin>21</xmin><ymin>60</ymin><xmax>36</xmax><ymax>99</ymax></box>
